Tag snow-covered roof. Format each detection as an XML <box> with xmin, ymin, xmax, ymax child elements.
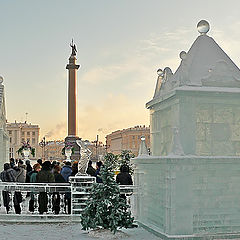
<box><xmin>153</xmin><ymin>20</ymin><xmax>240</xmax><ymax>99</ymax></box>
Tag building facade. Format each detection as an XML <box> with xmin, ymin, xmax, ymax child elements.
<box><xmin>44</xmin><ymin>139</ymin><xmax>106</xmax><ymax>163</ymax></box>
<box><xmin>106</xmin><ymin>125</ymin><xmax>150</xmax><ymax>156</ymax></box>
<box><xmin>44</xmin><ymin>140</ymin><xmax>65</xmax><ymax>161</ymax></box>
<box><xmin>84</xmin><ymin>140</ymin><xmax>106</xmax><ymax>162</ymax></box>
<box><xmin>7</xmin><ymin>121</ymin><xmax>40</xmax><ymax>160</ymax></box>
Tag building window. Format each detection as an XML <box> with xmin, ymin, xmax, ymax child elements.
<box><xmin>21</xmin><ymin>138</ymin><xmax>24</xmax><ymax>143</ymax></box>
<box><xmin>132</xmin><ymin>136</ymin><xmax>135</xmax><ymax>139</ymax></box>
<box><xmin>27</xmin><ymin>138</ymin><xmax>30</xmax><ymax>142</ymax></box>
<box><xmin>32</xmin><ymin>132</ymin><xmax>35</xmax><ymax>136</ymax></box>
<box><xmin>9</xmin><ymin>137</ymin><xmax>12</xmax><ymax>143</ymax></box>
<box><xmin>32</xmin><ymin>138</ymin><xmax>35</xmax><ymax>144</ymax></box>
<box><xmin>27</xmin><ymin>132</ymin><xmax>30</xmax><ymax>136</ymax></box>
<box><xmin>9</xmin><ymin>148</ymin><xmax>11</xmax><ymax>152</ymax></box>
<box><xmin>8</xmin><ymin>130</ymin><xmax>12</xmax><ymax>135</ymax></box>
<box><xmin>22</xmin><ymin>132</ymin><xmax>24</xmax><ymax>136</ymax></box>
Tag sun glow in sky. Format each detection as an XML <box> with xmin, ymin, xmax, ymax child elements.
<box><xmin>1</xmin><ymin>0</ymin><xmax>240</xmax><ymax>142</ymax></box>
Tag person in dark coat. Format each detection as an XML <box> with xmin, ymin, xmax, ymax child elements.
<box><xmin>37</xmin><ymin>159</ymin><xmax>43</xmax><ymax>166</ymax></box>
<box><xmin>70</xmin><ymin>161</ymin><xmax>78</xmax><ymax>177</ymax></box>
<box><xmin>29</xmin><ymin>163</ymin><xmax>41</xmax><ymax>212</ymax></box>
<box><xmin>116</xmin><ymin>165</ymin><xmax>133</xmax><ymax>200</ymax></box>
<box><xmin>54</xmin><ymin>165</ymin><xmax>65</xmax><ymax>183</ymax></box>
<box><xmin>36</xmin><ymin>161</ymin><xmax>55</xmax><ymax>214</ymax></box>
<box><xmin>116</xmin><ymin>165</ymin><xmax>133</xmax><ymax>185</ymax></box>
<box><xmin>60</xmin><ymin>161</ymin><xmax>72</xmax><ymax>214</ymax></box>
<box><xmin>60</xmin><ymin>161</ymin><xmax>72</xmax><ymax>182</ymax></box>
<box><xmin>86</xmin><ymin>160</ymin><xmax>96</xmax><ymax>177</ymax></box>
<box><xmin>95</xmin><ymin>161</ymin><xmax>103</xmax><ymax>183</ymax></box>
<box><xmin>52</xmin><ymin>165</ymin><xmax>65</xmax><ymax>214</ymax></box>
<box><xmin>50</xmin><ymin>161</ymin><xmax>57</xmax><ymax>173</ymax></box>
<box><xmin>10</xmin><ymin>158</ymin><xmax>15</xmax><ymax>169</ymax></box>
<box><xmin>25</xmin><ymin>160</ymin><xmax>32</xmax><ymax>173</ymax></box>
<box><xmin>15</xmin><ymin>160</ymin><xmax>26</xmax><ymax>183</ymax></box>
<box><xmin>0</xmin><ymin>163</ymin><xmax>16</xmax><ymax>213</ymax></box>
<box><xmin>13</xmin><ymin>160</ymin><xmax>26</xmax><ymax>214</ymax></box>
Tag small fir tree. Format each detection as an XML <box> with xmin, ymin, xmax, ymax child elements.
<box><xmin>118</xmin><ymin>150</ymin><xmax>135</xmax><ymax>174</ymax></box>
<box><xmin>105</xmin><ymin>152</ymin><xmax>118</xmax><ymax>170</ymax></box>
<box><xmin>80</xmin><ymin>153</ymin><xmax>134</xmax><ymax>233</ymax></box>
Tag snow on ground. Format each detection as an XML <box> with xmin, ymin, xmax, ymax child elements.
<box><xmin>0</xmin><ymin>223</ymin><xmax>160</xmax><ymax>240</ymax></box>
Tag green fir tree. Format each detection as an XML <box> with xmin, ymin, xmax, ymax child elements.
<box><xmin>118</xmin><ymin>150</ymin><xmax>135</xmax><ymax>174</ymax></box>
<box><xmin>80</xmin><ymin>153</ymin><xmax>134</xmax><ymax>233</ymax></box>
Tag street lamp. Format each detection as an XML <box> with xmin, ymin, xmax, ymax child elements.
<box><xmin>95</xmin><ymin>135</ymin><xmax>99</xmax><ymax>160</ymax></box>
<box><xmin>39</xmin><ymin>137</ymin><xmax>46</xmax><ymax>160</ymax></box>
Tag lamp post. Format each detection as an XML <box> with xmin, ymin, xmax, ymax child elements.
<box><xmin>39</xmin><ymin>137</ymin><xmax>46</xmax><ymax>160</ymax></box>
<box><xmin>95</xmin><ymin>135</ymin><xmax>99</xmax><ymax>160</ymax></box>
<box><xmin>104</xmin><ymin>144</ymin><xmax>110</xmax><ymax>154</ymax></box>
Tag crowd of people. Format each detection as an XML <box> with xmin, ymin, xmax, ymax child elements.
<box><xmin>0</xmin><ymin>158</ymin><xmax>133</xmax><ymax>214</ymax></box>
<box><xmin>0</xmin><ymin>158</ymin><xmax>78</xmax><ymax>215</ymax></box>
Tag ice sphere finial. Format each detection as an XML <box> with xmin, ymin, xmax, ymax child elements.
<box><xmin>180</xmin><ymin>51</ymin><xmax>187</xmax><ymax>60</ymax></box>
<box><xmin>197</xmin><ymin>20</ymin><xmax>210</xmax><ymax>35</ymax></box>
<box><xmin>157</xmin><ymin>68</ymin><xmax>164</xmax><ymax>77</ymax></box>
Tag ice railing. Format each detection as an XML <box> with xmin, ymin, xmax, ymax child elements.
<box><xmin>0</xmin><ymin>182</ymin><xmax>71</xmax><ymax>215</ymax></box>
<box><xmin>70</xmin><ymin>175</ymin><xmax>137</xmax><ymax>215</ymax></box>
<box><xmin>0</xmin><ymin>178</ymin><xmax>137</xmax><ymax>216</ymax></box>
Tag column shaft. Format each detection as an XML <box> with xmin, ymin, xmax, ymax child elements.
<box><xmin>68</xmin><ymin>69</ymin><xmax>77</xmax><ymax>136</ymax></box>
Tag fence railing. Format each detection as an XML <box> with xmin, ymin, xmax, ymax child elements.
<box><xmin>0</xmin><ymin>176</ymin><xmax>137</xmax><ymax>219</ymax></box>
<box><xmin>0</xmin><ymin>182</ymin><xmax>71</xmax><ymax>215</ymax></box>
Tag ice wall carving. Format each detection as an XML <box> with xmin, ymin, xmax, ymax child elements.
<box><xmin>195</xmin><ymin>104</ymin><xmax>240</xmax><ymax>156</ymax></box>
<box><xmin>154</xmin><ymin>67</ymin><xmax>175</xmax><ymax>98</ymax></box>
<box><xmin>169</xmin><ymin>127</ymin><xmax>184</xmax><ymax>156</ymax></box>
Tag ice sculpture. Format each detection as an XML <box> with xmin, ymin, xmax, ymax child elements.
<box><xmin>133</xmin><ymin>20</ymin><xmax>240</xmax><ymax>238</ymax></box>
<box><xmin>76</xmin><ymin>139</ymin><xmax>92</xmax><ymax>174</ymax></box>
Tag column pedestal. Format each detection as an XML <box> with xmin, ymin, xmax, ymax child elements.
<box><xmin>65</xmin><ymin>136</ymin><xmax>81</xmax><ymax>161</ymax></box>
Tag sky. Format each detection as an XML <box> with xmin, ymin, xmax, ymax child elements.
<box><xmin>1</xmin><ymin>0</ymin><xmax>240</xmax><ymax>142</ymax></box>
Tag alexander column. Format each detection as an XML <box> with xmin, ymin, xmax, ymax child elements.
<box><xmin>65</xmin><ymin>40</ymin><xmax>81</xmax><ymax>160</ymax></box>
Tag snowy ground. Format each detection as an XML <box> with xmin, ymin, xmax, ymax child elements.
<box><xmin>0</xmin><ymin>222</ymin><xmax>160</xmax><ymax>240</ymax></box>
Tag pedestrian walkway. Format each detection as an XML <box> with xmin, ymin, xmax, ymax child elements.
<box><xmin>0</xmin><ymin>223</ymin><xmax>160</xmax><ymax>240</ymax></box>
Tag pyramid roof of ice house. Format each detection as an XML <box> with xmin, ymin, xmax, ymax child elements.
<box><xmin>174</xmin><ymin>34</ymin><xmax>240</xmax><ymax>86</ymax></box>
<box><xmin>153</xmin><ymin>21</ymin><xmax>240</xmax><ymax>99</ymax></box>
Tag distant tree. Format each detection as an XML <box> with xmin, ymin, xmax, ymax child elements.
<box><xmin>118</xmin><ymin>150</ymin><xmax>135</xmax><ymax>175</ymax></box>
<box><xmin>80</xmin><ymin>153</ymin><xmax>134</xmax><ymax>234</ymax></box>
<box><xmin>104</xmin><ymin>152</ymin><xmax>118</xmax><ymax>170</ymax></box>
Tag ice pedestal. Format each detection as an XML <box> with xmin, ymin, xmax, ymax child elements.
<box><xmin>64</xmin><ymin>136</ymin><xmax>81</xmax><ymax>161</ymax></box>
<box><xmin>136</xmin><ymin>20</ymin><xmax>240</xmax><ymax>238</ymax></box>
<box><xmin>133</xmin><ymin>155</ymin><xmax>240</xmax><ymax>238</ymax></box>
<box><xmin>135</xmin><ymin>87</ymin><xmax>240</xmax><ymax>238</ymax></box>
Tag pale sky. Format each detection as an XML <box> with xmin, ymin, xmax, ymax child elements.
<box><xmin>1</xmin><ymin>0</ymin><xmax>240</xmax><ymax>142</ymax></box>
